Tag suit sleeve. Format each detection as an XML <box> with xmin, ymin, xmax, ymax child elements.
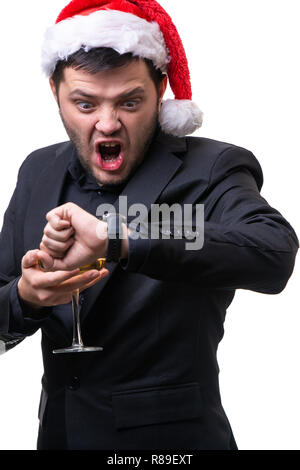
<box><xmin>123</xmin><ymin>147</ymin><xmax>299</xmax><ymax>293</ymax></box>
<box><xmin>0</xmin><ymin>175</ymin><xmax>51</xmax><ymax>355</ymax></box>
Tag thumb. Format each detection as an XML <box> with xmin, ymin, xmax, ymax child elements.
<box><xmin>36</xmin><ymin>250</ymin><xmax>55</xmax><ymax>272</ymax></box>
<box><xmin>38</xmin><ymin>252</ymin><xmax>76</xmax><ymax>272</ymax></box>
<box><xmin>22</xmin><ymin>250</ymin><xmax>41</xmax><ymax>269</ymax></box>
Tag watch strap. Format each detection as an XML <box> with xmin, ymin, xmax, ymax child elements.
<box><xmin>105</xmin><ymin>214</ymin><xmax>124</xmax><ymax>262</ymax></box>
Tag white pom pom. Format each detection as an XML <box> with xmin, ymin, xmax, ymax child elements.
<box><xmin>159</xmin><ymin>100</ymin><xmax>204</xmax><ymax>138</ymax></box>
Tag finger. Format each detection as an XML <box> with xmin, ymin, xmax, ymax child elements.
<box><xmin>50</xmin><ymin>256</ymin><xmax>91</xmax><ymax>272</ymax></box>
<box><xmin>40</xmin><ymin>242</ymin><xmax>65</xmax><ymax>260</ymax></box>
<box><xmin>44</xmin><ymin>223</ymin><xmax>74</xmax><ymax>242</ymax></box>
<box><xmin>57</xmin><ymin>269</ymin><xmax>108</xmax><ymax>293</ymax></box>
<box><xmin>46</xmin><ymin>210</ymin><xmax>71</xmax><ymax>231</ymax></box>
<box><xmin>39</xmin><ymin>241</ymin><xmax>65</xmax><ymax>260</ymax></box>
<box><xmin>36</xmin><ymin>270</ymin><xmax>82</xmax><ymax>289</ymax></box>
<box><xmin>40</xmin><ymin>236</ymin><xmax>74</xmax><ymax>255</ymax></box>
<box><xmin>79</xmin><ymin>269</ymin><xmax>110</xmax><ymax>292</ymax></box>
<box><xmin>36</xmin><ymin>250</ymin><xmax>55</xmax><ymax>271</ymax></box>
<box><xmin>22</xmin><ymin>250</ymin><xmax>41</xmax><ymax>269</ymax></box>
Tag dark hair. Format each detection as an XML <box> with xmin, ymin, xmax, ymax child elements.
<box><xmin>51</xmin><ymin>47</ymin><xmax>165</xmax><ymax>93</ymax></box>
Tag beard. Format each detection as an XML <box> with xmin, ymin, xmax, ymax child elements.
<box><xmin>59</xmin><ymin>109</ymin><xmax>159</xmax><ymax>187</ymax></box>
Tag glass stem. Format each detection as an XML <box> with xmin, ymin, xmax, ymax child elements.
<box><xmin>71</xmin><ymin>289</ymin><xmax>84</xmax><ymax>348</ymax></box>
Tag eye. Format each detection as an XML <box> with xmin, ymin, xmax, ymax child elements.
<box><xmin>122</xmin><ymin>100</ymin><xmax>140</xmax><ymax>110</ymax></box>
<box><xmin>77</xmin><ymin>102</ymin><xmax>94</xmax><ymax>112</ymax></box>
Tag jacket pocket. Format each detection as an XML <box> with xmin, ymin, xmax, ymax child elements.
<box><xmin>112</xmin><ymin>382</ymin><xmax>203</xmax><ymax>429</ymax></box>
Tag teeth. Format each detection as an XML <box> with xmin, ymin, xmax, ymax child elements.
<box><xmin>101</xmin><ymin>143</ymin><xmax>119</xmax><ymax>148</ymax></box>
<box><xmin>104</xmin><ymin>156</ymin><xmax>121</xmax><ymax>162</ymax></box>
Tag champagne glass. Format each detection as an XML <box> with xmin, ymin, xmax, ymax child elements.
<box><xmin>51</xmin><ymin>258</ymin><xmax>107</xmax><ymax>354</ymax></box>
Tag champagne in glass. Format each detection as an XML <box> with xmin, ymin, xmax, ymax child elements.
<box><xmin>44</xmin><ymin>258</ymin><xmax>107</xmax><ymax>354</ymax></box>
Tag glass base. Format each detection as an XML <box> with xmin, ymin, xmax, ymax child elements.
<box><xmin>53</xmin><ymin>345</ymin><xmax>103</xmax><ymax>354</ymax></box>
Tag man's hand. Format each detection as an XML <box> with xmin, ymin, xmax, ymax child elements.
<box><xmin>18</xmin><ymin>249</ymin><xmax>109</xmax><ymax>310</ymax></box>
<box><xmin>40</xmin><ymin>202</ymin><xmax>109</xmax><ymax>271</ymax></box>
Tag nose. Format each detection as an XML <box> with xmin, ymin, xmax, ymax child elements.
<box><xmin>95</xmin><ymin>107</ymin><xmax>122</xmax><ymax>135</ymax></box>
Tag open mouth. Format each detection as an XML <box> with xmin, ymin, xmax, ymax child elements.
<box><xmin>96</xmin><ymin>142</ymin><xmax>124</xmax><ymax>171</ymax></box>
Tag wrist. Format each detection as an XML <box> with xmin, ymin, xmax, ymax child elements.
<box><xmin>17</xmin><ymin>277</ymin><xmax>41</xmax><ymax>310</ymax></box>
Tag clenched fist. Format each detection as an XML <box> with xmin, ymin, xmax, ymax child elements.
<box><xmin>40</xmin><ymin>202</ymin><xmax>109</xmax><ymax>271</ymax></box>
<box><xmin>40</xmin><ymin>202</ymin><xmax>129</xmax><ymax>271</ymax></box>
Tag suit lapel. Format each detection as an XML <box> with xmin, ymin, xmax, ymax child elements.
<box><xmin>80</xmin><ymin>134</ymin><xmax>185</xmax><ymax>322</ymax></box>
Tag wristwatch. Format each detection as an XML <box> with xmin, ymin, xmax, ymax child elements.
<box><xmin>102</xmin><ymin>213</ymin><xmax>126</xmax><ymax>262</ymax></box>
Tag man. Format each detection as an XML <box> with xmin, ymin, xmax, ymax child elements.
<box><xmin>0</xmin><ymin>0</ymin><xmax>298</xmax><ymax>450</ymax></box>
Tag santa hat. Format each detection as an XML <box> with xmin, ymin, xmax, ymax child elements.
<box><xmin>41</xmin><ymin>0</ymin><xmax>203</xmax><ymax>138</ymax></box>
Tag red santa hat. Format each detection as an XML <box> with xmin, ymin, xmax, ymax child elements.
<box><xmin>41</xmin><ymin>0</ymin><xmax>203</xmax><ymax>137</ymax></box>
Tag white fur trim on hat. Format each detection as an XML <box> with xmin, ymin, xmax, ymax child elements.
<box><xmin>41</xmin><ymin>9</ymin><xmax>170</xmax><ymax>76</ymax></box>
<box><xmin>159</xmin><ymin>100</ymin><xmax>204</xmax><ymax>138</ymax></box>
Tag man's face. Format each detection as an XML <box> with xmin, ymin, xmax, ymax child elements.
<box><xmin>50</xmin><ymin>60</ymin><xmax>167</xmax><ymax>186</ymax></box>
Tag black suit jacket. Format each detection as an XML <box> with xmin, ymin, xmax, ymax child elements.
<box><xmin>0</xmin><ymin>132</ymin><xmax>298</xmax><ymax>449</ymax></box>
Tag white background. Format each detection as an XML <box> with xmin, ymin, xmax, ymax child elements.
<box><xmin>0</xmin><ymin>0</ymin><xmax>299</xmax><ymax>450</ymax></box>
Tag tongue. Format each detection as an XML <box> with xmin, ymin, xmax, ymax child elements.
<box><xmin>98</xmin><ymin>147</ymin><xmax>124</xmax><ymax>171</ymax></box>
<box><xmin>102</xmin><ymin>152</ymin><xmax>118</xmax><ymax>161</ymax></box>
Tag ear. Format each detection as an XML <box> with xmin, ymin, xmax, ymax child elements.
<box><xmin>49</xmin><ymin>77</ymin><xmax>59</xmax><ymax>104</ymax></box>
<box><xmin>158</xmin><ymin>75</ymin><xmax>168</xmax><ymax>111</ymax></box>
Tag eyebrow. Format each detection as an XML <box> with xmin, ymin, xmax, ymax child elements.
<box><xmin>68</xmin><ymin>86</ymin><xmax>146</xmax><ymax>100</ymax></box>
<box><xmin>69</xmin><ymin>89</ymin><xmax>97</xmax><ymax>99</ymax></box>
<box><xmin>120</xmin><ymin>87</ymin><xmax>146</xmax><ymax>98</ymax></box>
